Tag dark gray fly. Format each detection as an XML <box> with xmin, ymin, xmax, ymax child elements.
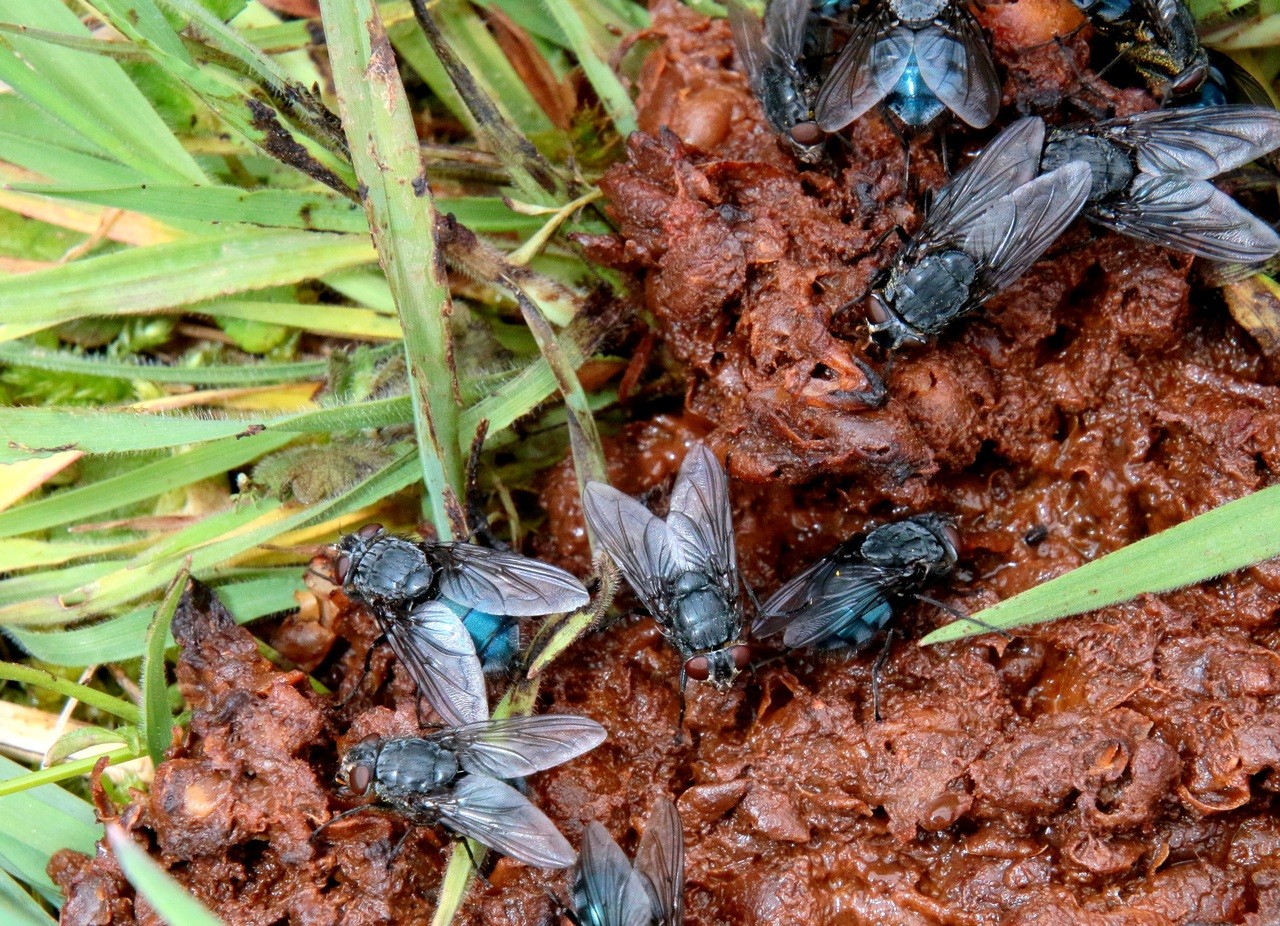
<box><xmin>582</xmin><ymin>444</ymin><xmax>750</xmax><ymax>693</ymax></box>
<box><xmin>754</xmin><ymin>514</ymin><xmax>958</xmax><ymax>648</ymax></box>
<box><xmin>729</xmin><ymin>0</ymin><xmax>827</xmax><ymax>162</ymax></box>
<box><xmin>814</xmin><ymin>0</ymin><xmax>999</xmax><ymax>132</ymax></box>
<box><xmin>1041</xmin><ymin>105</ymin><xmax>1280</xmax><ymax>263</ymax></box>
<box><xmin>572</xmin><ymin>798</ymin><xmax>684</xmax><ymax>926</ymax></box>
<box><xmin>334</xmin><ymin>525</ymin><xmax>590</xmax><ymax>727</ymax></box>
<box><xmin>867</xmin><ymin>116</ymin><xmax>1093</xmax><ymax>348</ymax></box>
<box><xmin>333</xmin><ymin>714</ymin><xmax>607</xmax><ymax>869</ymax></box>
<box><xmin>1070</xmin><ymin>0</ymin><xmax>1210</xmax><ymax>102</ymax></box>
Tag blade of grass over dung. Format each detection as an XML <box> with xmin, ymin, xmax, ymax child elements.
<box><xmin>921</xmin><ymin>484</ymin><xmax>1280</xmax><ymax>644</ymax></box>
<box><xmin>541</xmin><ymin>0</ymin><xmax>637</xmax><ymax>136</ymax></box>
<box><xmin>0</xmin><ymin>431</ymin><xmax>293</xmax><ymax>539</ymax></box>
<box><xmin>0</xmin><ymin>868</ymin><xmax>56</xmax><ymax>926</ymax></box>
<box><xmin>320</xmin><ymin>0</ymin><xmax>463</xmax><ymax>539</ymax></box>
<box><xmin>141</xmin><ymin>568</ymin><xmax>188</xmax><ymax>767</ymax></box>
<box><xmin>106</xmin><ymin>824</ymin><xmax>226</xmax><ymax>926</ymax></box>
<box><xmin>409</xmin><ymin>0</ymin><xmax>569</xmax><ymax>203</ymax></box>
<box><xmin>0</xmin><ymin>748</ymin><xmax>137</xmax><ymax>799</ymax></box>
<box><xmin>430</xmin><ymin>841</ymin><xmax>484</xmax><ymax>926</ymax></box>
<box><xmin>0</xmin><ymin>0</ymin><xmax>205</xmax><ymax>184</ymax></box>
<box><xmin>0</xmin><ymin>754</ymin><xmax>100</xmax><ymax>901</ymax></box>
<box><xmin>0</xmin><ymin>229</ymin><xmax>375</xmax><ymax>327</ymax></box>
<box><xmin>525</xmin><ymin>559</ymin><xmax>617</xmax><ymax>677</ymax></box>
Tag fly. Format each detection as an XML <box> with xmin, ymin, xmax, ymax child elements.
<box><xmin>866</xmin><ymin>116</ymin><xmax>1093</xmax><ymax>348</ymax></box>
<box><xmin>581</xmin><ymin>444</ymin><xmax>751</xmax><ymax>711</ymax></box>
<box><xmin>1069</xmin><ymin>0</ymin><xmax>1209</xmax><ymax>102</ymax></box>
<box><xmin>329</xmin><ymin>714</ymin><xmax>607</xmax><ymax>870</ymax></box>
<box><xmin>572</xmin><ymin>798</ymin><xmax>684</xmax><ymax>926</ymax></box>
<box><xmin>814</xmin><ymin>0</ymin><xmax>1000</xmax><ymax>133</ymax></box>
<box><xmin>334</xmin><ymin>524</ymin><xmax>591</xmax><ymax>726</ymax></box>
<box><xmin>1041</xmin><ymin>105</ymin><xmax>1280</xmax><ymax>263</ymax></box>
<box><xmin>728</xmin><ymin>0</ymin><xmax>828</xmax><ymax>162</ymax></box>
<box><xmin>754</xmin><ymin>514</ymin><xmax>959</xmax><ymax>717</ymax></box>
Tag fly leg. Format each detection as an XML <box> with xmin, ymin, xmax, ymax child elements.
<box><xmin>675</xmin><ymin>665</ymin><xmax>688</xmax><ymax>746</ymax></box>
<box><xmin>310</xmin><ymin>804</ymin><xmax>375</xmax><ymax>844</ymax></box>
<box><xmin>914</xmin><ymin>593</ymin><xmax>1011</xmax><ymax>640</ymax></box>
<box><xmin>883</xmin><ymin>113</ymin><xmax>912</xmax><ymax>196</ymax></box>
<box><xmin>870</xmin><ymin>628</ymin><xmax>895</xmax><ymax>723</ymax></box>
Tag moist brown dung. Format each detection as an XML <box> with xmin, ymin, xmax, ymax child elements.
<box><xmin>52</xmin><ymin>1</ymin><xmax>1280</xmax><ymax>924</ymax></box>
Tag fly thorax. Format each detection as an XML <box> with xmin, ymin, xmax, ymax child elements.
<box><xmin>349</xmin><ymin>536</ymin><xmax>436</xmax><ymax>603</ymax></box>
<box><xmin>889</xmin><ymin>250</ymin><xmax>977</xmax><ymax>335</ymax></box>
<box><xmin>1043</xmin><ymin>134</ymin><xmax>1132</xmax><ymax>202</ymax></box>
<box><xmin>863</xmin><ymin>518</ymin><xmax>954</xmax><ymax>575</ymax></box>
<box><xmin>1068</xmin><ymin>0</ymin><xmax>1129</xmax><ymax>21</ymax></box>
<box><xmin>761</xmin><ymin>67</ymin><xmax>811</xmax><ymax>134</ymax></box>
<box><xmin>891</xmin><ymin>0</ymin><xmax>947</xmax><ymax>25</ymax></box>
<box><xmin>376</xmin><ymin>739</ymin><xmax>458</xmax><ymax>794</ymax></box>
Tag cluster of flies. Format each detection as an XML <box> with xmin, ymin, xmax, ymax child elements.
<box><xmin>309</xmin><ymin>0</ymin><xmax>1280</xmax><ymax>919</ymax></box>
<box><xmin>732</xmin><ymin>0</ymin><xmax>1280</xmax><ymax>349</ymax></box>
<box><xmin>323</xmin><ymin>443</ymin><xmax>947</xmax><ymax>922</ymax></box>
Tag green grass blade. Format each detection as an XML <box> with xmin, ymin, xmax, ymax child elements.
<box><xmin>204</xmin><ymin>300</ymin><xmax>401</xmax><ymax>340</ymax></box>
<box><xmin>0</xmin><ymin>0</ymin><xmax>205</xmax><ymax>183</ymax></box>
<box><xmin>0</xmin><ymin>748</ymin><xmax>137</xmax><ymax>800</ymax></box>
<box><xmin>920</xmin><ymin>484</ymin><xmax>1280</xmax><ymax>644</ymax></box>
<box><xmin>106</xmin><ymin>824</ymin><xmax>226</xmax><ymax>926</ymax></box>
<box><xmin>0</xmin><ymin>754</ymin><xmax>100</xmax><ymax>902</ymax></box>
<box><xmin>7</xmin><ymin>570</ymin><xmax>303</xmax><ymax>666</ymax></box>
<box><xmin>0</xmin><ymin>663</ymin><xmax>142</xmax><ymax>723</ymax></box>
<box><xmin>540</xmin><ymin>0</ymin><xmax>637</xmax><ymax>136</ymax></box>
<box><xmin>0</xmin><ymin>341</ymin><xmax>328</xmax><ymax>385</ymax></box>
<box><xmin>0</xmin><ymin>230</ymin><xmax>376</xmax><ymax>328</ymax></box>
<box><xmin>0</xmin><ymin>431</ymin><xmax>293</xmax><ymax>539</ymax></box>
<box><xmin>429</xmin><ymin>845</ymin><xmax>482</xmax><ymax>926</ymax></box>
<box><xmin>0</xmin><ymin>868</ymin><xmax>56</xmax><ymax>926</ymax></box>
<box><xmin>141</xmin><ymin>567</ymin><xmax>188</xmax><ymax>767</ymax></box>
<box><xmin>320</xmin><ymin>0</ymin><xmax>463</xmax><ymax>538</ymax></box>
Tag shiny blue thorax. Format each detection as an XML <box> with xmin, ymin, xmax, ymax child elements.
<box><xmin>886</xmin><ymin>59</ymin><xmax>946</xmax><ymax>126</ymax></box>
<box><xmin>811</xmin><ymin>0</ymin><xmax>855</xmax><ymax>13</ymax></box>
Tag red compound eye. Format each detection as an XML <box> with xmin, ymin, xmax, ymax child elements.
<box><xmin>349</xmin><ymin>763</ymin><xmax>373</xmax><ymax>795</ymax></box>
<box><xmin>357</xmin><ymin>523</ymin><xmax>383</xmax><ymax>540</ymax></box>
<box><xmin>867</xmin><ymin>294</ymin><xmax>891</xmax><ymax>327</ymax></box>
<box><xmin>731</xmin><ymin>644</ymin><xmax>752</xmax><ymax>670</ymax></box>
<box><xmin>790</xmin><ymin>121</ymin><xmax>824</xmax><ymax>146</ymax></box>
<box><xmin>685</xmin><ymin>656</ymin><xmax>711</xmax><ymax>682</ymax></box>
<box><xmin>334</xmin><ymin>553</ymin><xmax>352</xmax><ymax>584</ymax></box>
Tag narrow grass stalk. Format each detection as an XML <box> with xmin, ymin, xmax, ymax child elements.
<box><xmin>320</xmin><ymin>0</ymin><xmax>464</xmax><ymax>539</ymax></box>
<box><xmin>0</xmin><ymin>747</ymin><xmax>137</xmax><ymax>798</ymax></box>
<box><xmin>540</xmin><ymin>0</ymin><xmax>638</xmax><ymax>136</ymax></box>
<box><xmin>141</xmin><ymin>568</ymin><xmax>188</xmax><ymax>767</ymax></box>
<box><xmin>0</xmin><ymin>663</ymin><xmax>141</xmax><ymax>724</ymax></box>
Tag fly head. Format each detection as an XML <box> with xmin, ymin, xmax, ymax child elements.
<box><xmin>337</xmin><ymin>736</ymin><xmax>382</xmax><ymax>797</ymax></box>
<box><xmin>685</xmin><ymin>644</ymin><xmax>753</xmax><ymax>688</ymax></box>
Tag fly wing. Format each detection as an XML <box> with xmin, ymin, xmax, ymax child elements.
<box><xmin>574</xmin><ymin>823</ymin><xmax>653</xmax><ymax>926</ymax></box>
<box><xmin>963</xmin><ymin>160</ymin><xmax>1092</xmax><ymax>298</ymax></box>
<box><xmin>763</xmin><ymin>0</ymin><xmax>809</xmax><ymax>59</ymax></box>
<box><xmin>814</xmin><ymin>9</ymin><xmax>910</xmax><ymax>132</ymax></box>
<box><xmin>438</xmin><ymin>714</ymin><xmax>608</xmax><ymax>779</ymax></box>
<box><xmin>913</xmin><ymin>11</ymin><xmax>999</xmax><ymax>129</ymax></box>
<box><xmin>1093</xmin><ymin>173</ymin><xmax>1280</xmax><ymax>263</ymax></box>
<box><xmin>634</xmin><ymin>798</ymin><xmax>684</xmax><ymax>926</ymax></box>
<box><xmin>582</xmin><ymin>482</ymin><xmax>677</xmax><ymax>619</ymax></box>
<box><xmin>428</xmin><ymin>775</ymin><xmax>576</xmax><ymax>869</ymax></box>
<box><xmin>1102</xmin><ymin>105</ymin><xmax>1280</xmax><ymax>179</ymax></box>
<box><xmin>922</xmin><ymin>116</ymin><xmax>1046</xmax><ymax>239</ymax></box>
<box><xmin>382</xmin><ymin>600</ymin><xmax>489</xmax><ymax>727</ymax></box>
<box><xmin>666</xmin><ymin>444</ymin><xmax>738</xmax><ymax>591</ymax></box>
<box><xmin>727</xmin><ymin>0</ymin><xmax>769</xmax><ymax>98</ymax></box>
<box><xmin>757</xmin><ymin>557</ymin><xmax>898</xmax><ymax>648</ymax></box>
<box><xmin>433</xmin><ymin>543</ymin><xmax>589</xmax><ymax>617</ymax></box>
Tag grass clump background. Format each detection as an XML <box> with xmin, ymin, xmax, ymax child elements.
<box><xmin>3</xmin><ymin>0</ymin><xmax>1280</xmax><ymax>923</ymax></box>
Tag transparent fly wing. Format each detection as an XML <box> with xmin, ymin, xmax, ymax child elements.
<box><xmin>438</xmin><ymin>714</ymin><xmax>608</xmax><ymax>779</ymax></box>
<box><xmin>635</xmin><ymin>798</ymin><xmax>684</xmax><ymax>926</ymax></box>
<box><xmin>427</xmin><ymin>774</ymin><xmax>576</xmax><ymax>869</ymax></box>
<box><xmin>784</xmin><ymin>579</ymin><xmax>894</xmax><ymax>649</ymax></box>
<box><xmin>574</xmin><ymin>823</ymin><xmax>653</xmax><ymax>926</ymax></box>
<box><xmin>666</xmin><ymin>444</ymin><xmax>739</xmax><ymax>589</ymax></box>
<box><xmin>583</xmin><ymin>482</ymin><xmax>678</xmax><ymax>619</ymax></box>
<box><xmin>764</xmin><ymin>0</ymin><xmax>809</xmax><ymax>60</ymax></box>
<box><xmin>923</xmin><ymin>116</ymin><xmax>1046</xmax><ymax>239</ymax></box>
<box><xmin>755</xmin><ymin>556</ymin><xmax>895</xmax><ymax>647</ymax></box>
<box><xmin>382</xmin><ymin>600</ymin><xmax>489</xmax><ymax>727</ymax></box>
<box><xmin>434</xmin><ymin>543</ymin><xmax>590</xmax><ymax>617</ymax></box>
<box><xmin>814</xmin><ymin>9</ymin><xmax>910</xmax><ymax>132</ymax></box>
<box><xmin>913</xmin><ymin>11</ymin><xmax>999</xmax><ymax>129</ymax></box>
<box><xmin>963</xmin><ymin>160</ymin><xmax>1092</xmax><ymax>297</ymax></box>
<box><xmin>728</xmin><ymin>0</ymin><xmax>769</xmax><ymax>98</ymax></box>
<box><xmin>1102</xmin><ymin>105</ymin><xmax>1280</xmax><ymax>179</ymax></box>
<box><xmin>1094</xmin><ymin>173</ymin><xmax>1280</xmax><ymax>263</ymax></box>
